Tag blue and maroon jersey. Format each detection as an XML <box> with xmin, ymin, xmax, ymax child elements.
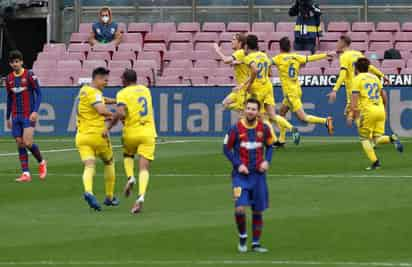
<box><xmin>223</xmin><ymin>119</ymin><xmax>275</xmax><ymax>173</ymax></box>
<box><xmin>5</xmin><ymin>69</ymin><xmax>42</xmax><ymax>119</ymax></box>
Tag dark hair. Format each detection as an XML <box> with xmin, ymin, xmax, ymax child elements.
<box><xmin>245</xmin><ymin>98</ymin><xmax>261</xmax><ymax>110</ymax></box>
<box><xmin>92</xmin><ymin>67</ymin><xmax>110</xmax><ymax>79</ymax></box>
<box><xmin>122</xmin><ymin>69</ymin><xmax>137</xmax><ymax>83</ymax></box>
<box><xmin>340</xmin><ymin>35</ymin><xmax>352</xmax><ymax>46</ymax></box>
<box><xmin>234</xmin><ymin>33</ymin><xmax>247</xmax><ymax>49</ymax></box>
<box><xmin>355</xmin><ymin>57</ymin><xmax>370</xmax><ymax>73</ymax></box>
<box><xmin>279</xmin><ymin>37</ymin><xmax>291</xmax><ymax>52</ymax></box>
<box><xmin>246</xmin><ymin>34</ymin><xmax>259</xmax><ymax>50</ymax></box>
<box><xmin>8</xmin><ymin>50</ymin><xmax>23</xmax><ymax>62</ymax></box>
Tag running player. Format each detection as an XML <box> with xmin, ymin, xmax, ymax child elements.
<box><xmin>272</xmin><ymin>37</ymin><xmax>335</xmax><ymax>141</ymax></box>
<box><xmin>5</xmin><ymin>50</ymin><xmax>47</xmax><ymax>182</ymax></box>
<box><xmin>350</xmin><ymin>58</ymin><xmax>403</xmax><ymax>170</ymax></box>
<box><xmin>223</xmin><ymin>98</ymin><xmax>274</xmax><ymax>253</ymax></box>
<box><xmin>107</xmin><ymin>69</ymin><xmax>157</xmax><ymax>214</ymax></box>
<box><xmin>76</xmin><ymin>67</ymin><xmax>118</xmax><ymax>211</ymax></box>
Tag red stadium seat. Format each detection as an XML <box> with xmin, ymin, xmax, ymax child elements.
<box><xmin>213</xmin><ymin>67</ymin><xmax>233</xmax><ymax>76</ymax></box>
<box><xmin>108</xmin><ymin>60</ymin><xmax>132</xmax><ymax>69</ymax></box>
<box><xmin>144</xmin><ymin>32</ymin><xmax>168</xmax><ymax>44</ymax></box>
<box><xmin>177</xmin><ymin>22</ymin><xmax>200</xmax><ymax>33</ymax></box>
<box><xmin>319</xmin><ymin>42</ymin><xmax>336</xmax><ymax>51</ymax></box>
<box><xmin>117</xmin><ymin>43</ymin><xmax>142</xmax><ymax>52</ymax></box>
<box><xmin>195</xmin><ymin>42</ymin><xmax>215</xmax><ymax>51</ymax></box>
<box><xmin>406</xmin><ymin>59</ymin><xmax>412</xmax><ymax>68</ymax></box>
<box><xmin>227</xmin><ymin>22</ymin><xmax>250</xmax><ymax>32</ymax></box>
<box><xmin>43</xmin><ymin>43</ymin><xmax>66</xmax><ymax>54</ymax></box>
<box><xmin>380</xmin><ymin>67</ymin><xmax>399</xmax><ymax>74</ymax></box>
<box><xmin>68</xmin><ymin>43</ymin><xmax>91</xmax><ymax>53</ymax></box>
<box><xmin>219</xmin><ymin>32</ymin><xmax>235</xmax><ymax>43</ymax></box>
<box><xmin>169</xmin><ymin>42</ymin><xmax>193</xmax><ymax>51</ymax></box>
<box><xmin>202</xmin><ymin>22</ymin><xmax>226</xmax><ymax>33</ymax></box>
<box><xmin>330</xmin><ymin>60</ymin><xmax>341</xmax><ymax>68</ymax></box>
<box><xmin>164</xmin><ymin>51</ymin><xmax>191</xmax><ymax>62</ymax></box>
<box><xmin>92</xmin><ymin>43</ymin><xmax>116</xmax><ymax>53</ymax></box>
<box><xmin>56</xmin><ymin>68</ymin><xmax>80</xmax><ymax>81</ymax></box>
<box><xmin>107</xmin><ymin>68</ymin><xmax>125</xmax><ymax>79</ymax></box>
<box><xmin>351</xmin><ymin>22</ymin><xmax>375</xmax><ymax>32</ymax></box>
<box><xmin>128</xmin><ymin>23</ymin><xmax>151</xmax><ymax>33</ymax></box>
<box><xmin>370</xmin><ymin>59</ymin><xmax>381</xmax><ymax>68</ymax></box>
<box><xmin>347</xmin><ymin>32</ymin><xmax>369</xmax><ymax>42</ymax></box>
<box><xmin>83</xmin><ymin>60</ymin><xmax>107</xmax><ymax>69</ymax></box>
<box><xmin>168</xmin><ymin>59</ymin><xmax>193</xmax><ymax>69</ymax></box>
<box><xmin>108</xmin><ymin>76</ymin><xmax>122</xmax><ymax>86</ymax></box>
<box><xmin>252</xmin><ymin>22</ymin><xmax>275</xmax><ymax>33</ymax></box>
<box><xmin>87</xmin><ymin>51</ymin><xmax>111</xmax><ymax>61</ymax></box>
<box><xmin>168</xmin><ymin>32</ymin><xmax>193</xmax><ymax>44</ymax></box>
<box><xmin>60</xmin><ymin>52</ymin><xmax>86</xmax><ymax>61</ymax></box>
<box><xmin>208</xmin><ymin>76</ymin><xmax>233</xmax><ymax>86</ymax></box>
<box><xmin>156</xmin><ymin>76</ymin><xmax>182</xmax><ymax>86</ymax></box>
<box><xmin>143</xmin><ymin>43</ymin><xmax>167</xmax><ymax>52</ymax></box>
<box><xmin>351</xmin><ymin>42</ymin><xmax>368</xmax><ymax>52</ymax></box>
<box><xmin>112</xmin><ymin>51</ymin><xmax>137</xmax><ymax>61</ymax></box>
<box><xmin>137</xmin><ymin>52</ymin><xmax>161</xmax><ymax>70</ymax></box>
<box><xmin>191</xmin><ymin>50</ymin><xmax>215</xmax><ymax>61</ymax></box>
<box><xmin>33</xmin><ymin>60</ymin><xmax>57</xmax><ymax>72</ymax></box>
<box><xmin>299</xmin><ymin>67</ymin><xmax>323</xmax><ymax>75</ymax></box>
<box><xmin>79</xmin><ymin>23</ymin><xmax>93</xmax><ymax>33</ymax></box>
<box><xmin>320</xmin><ymin>32</ymin><xmax>341</xmax><ymax>42</ymax></box>
<box><xmin>395</xmin><ymin>43</ymin><xmax>412</xmax><ymax>52</ymax></box>
<box><xmin>36</xmin><ymin>52</ymin><xmax>60</xmax><ymax>61</ymax></box>
<box><xmin>381</xmin><ymin>59</ymin><xmax>405</xmax><ymax>69</ymax></box>
<box><xmin>135</xmin><ymin>67</ymin><xmax>154</xmax><ymax>83</ymax></box>
<box><xmin>276</xmin><ymin>22</ymin><xmax>295</xmax><ymax>32</ymax></box>
<box><xmin>190</xmin><ymin>68</ymin><xmax>210</xmax><ymax>78</ymax></box>
<box><xmin>163</xmin><ymin>68</ymin><xmax>186</xmax><ymax>78</ymax></box>
<box><xmin>70</xmin><ymin>33</ymin><xmax>89</xmax><ymax>43</ymax></box>
<box><xmin>394</xmin><ymin>32</ymin><xmax>412</xmax><ymax>43</ymax></box>
<box><xmin>153</xmin><ymin>22</ymin><xmax>176</xmax><ymax>33</ymax></box>
<box><xmin>187</xmin><ymin>76</ymin><xmax>207</xmax><ymax>86</ymax></box>
<box><xmin>328</xmin><ymin>22</ymin><xmax>350</xmax><ymax>32</ymax></box>
<box><xmin>369</xmin><ymin>32</ymin><xmax>393</xmax><ymax>42</ymax></box>
<box><xmin>401</xmin><ymin>22</ymin><xmax>412</xmax><ymax>32</ymax></box>
<box><xmin>220</xmin><ymin>42</ymin><xmax>233</xmax><ymax>51</ymax></box>
<box><xmin>364</xmin><ymin>51</ymin><xmax>384</xmax><ymax>60</ymax></box>
<box><xmin>400</xmin><ymin>50</ymin><xmax>412</xmax><ymax>59</ymax></box>
<box><xmin>369</xmin><ymin>41</ymin><xmax>393</xmax><ymax>51</ymax></box>
<box><xmin>122</xmin><ymin>33</ymin><xmax>143</xmax><ymax>45</ymax></box>
<box><xmin>57</xmin><ymin>60</ymin><xmax>81</xmax><ymax>70</ymax></box>
<box><xmin>324</xmin><ymin>68</ymin><xmax>340</xmax><ymax>75</ymax></box>
<box><xmin>42</xmin><ymin>76</ymin><xmax>74</xmax><ymax>86</ymax></box>
<box><xmin>194</xmin><ymin>59</ymin><xmax>219</xmax><ymax>69</ymax></box>
<box><xmin>401</xmin><ymin>68</ymin><xmax>412</xmax><ymax>74</ymax></box>
<box><xmin>376</xmin><ymin>22</ymin><xmax>400</xmax><ymax>32</ymax></box>
<box><xmin>194</xmin><ymin>32</ymin><xmax>219</xmax><ymax>44</ymax></box>
<box><xmin>118</xmin><ymin>22</ymin><xmax>127</xmax><ymax>33</ymax></box>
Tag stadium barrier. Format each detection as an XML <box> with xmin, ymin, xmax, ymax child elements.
<box><xmin>0</xmin><ymin>84</ymin><xmax>411</xmax><ymax>137</ymax></box>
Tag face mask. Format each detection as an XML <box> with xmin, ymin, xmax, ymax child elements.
<box><xmin>102</xmin><ymin>16</ymin><xmax>110</xmax><ymax>23</ymax></box>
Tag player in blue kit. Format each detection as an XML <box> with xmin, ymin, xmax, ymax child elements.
<box><xmin>5</xmin><ymin>50</ymin><xmax>47</xmax><ymax>182</ymax></box>
<box><xmin>223</xmin><ymin>98</ymin><xmax>275</xmax><ymax>253</ymax></box>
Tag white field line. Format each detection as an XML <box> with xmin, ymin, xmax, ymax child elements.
<box><xmin>0</xmin><ymin>260</ymin><xmax>411</xmax><ymax>266</ymax></box>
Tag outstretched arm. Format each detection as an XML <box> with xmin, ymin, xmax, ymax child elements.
<box><xmin>213</xmin><ymin>43</ymin><xmax>234</xmax><ymax>64</ymax></box>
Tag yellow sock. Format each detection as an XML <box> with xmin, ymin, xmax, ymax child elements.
<box><xmin>279</xmin><ymin>127</ymin><xmax>287</xmax><ymax>143</ymax></box>
<box><xmin>361</xmin><ymin>139</ymin><xmax>378</xmax><ymax>163</ymax></box>
<box><xmin>104</xmin><ymin>163</ymin><xmax>116</xmax><ymax>199</ymax></box>
<box><xmin>139</xmin><ymin>169</ymin><xmax>150</xmax><ymax>197</ymax></box>
<box><xmin>375</xmin><ymin>136</ymin><xmax>391</xmax><ymax>145</ymax></box>
<box><xmin>274</xmin><ymin>115</ymin><xmax>293</xmax><ymax>130</ymax></box>
<box><xmin>263</xmin><ymin>120</ymin><xmax>278</xmax><ymax>143</ymax></box>
<box><xmin>124</xmin><ymin>157</ymin><xmax>135</xmax><ymax>178</ymax></box>
<box><xmin>305</xmin><ymin>115</ymin><xmax>327</xmax><ymax>124</ymax></box>
<box><xmin>82</xmin><ymin>165</ymin><xmax>95</xmax><ymax>194</ymax></box>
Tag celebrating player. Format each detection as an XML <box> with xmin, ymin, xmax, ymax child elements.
<box><xmin>5</xmin><ymin>50</ymin><xmax>47</xmax><ymax>182</ymax></box>
<box><xmin>76</xmin><ymin>67</ymin><xmax>118</xmax><ymax>211</ymax></box>
<box><xmin>107</xmin><ymin>69</ymin><xmax>157</xmax><ymax>214</ymax></box>
<box><xmin>272</xmin><ymin>37</ymin><xmax>335</xmax><ymax>141</ymax></box>
<box><xmin>213</xmin><ymin>33</ymin><xmax>249</xmax><ymax>111</ymax></box>
<box><xmin>328</xmin><ymin>35</ymin><xmax>387</xmax><ymax>120</ymax></box>
<box><xmin>351</xmin><ymin>58</ymin><xmax>403</xmax><ymax>170</ymax></box>
<box><xmin>242</xmin><ymin>34</ymin><xmax>300</xmax><ymax>145</ymax></box>
<box><xmin>223</xmin><ymin>98</ymin><xmax>274</xmax><ymax>253</ymax></box>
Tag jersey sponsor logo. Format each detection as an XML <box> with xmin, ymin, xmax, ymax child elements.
<box><xmin>11</xmin><ymin>86</ymin><xmax>28</xmax><ymax>93</ymax></box>
<box><xmin>240</xmin><ymin>141</ymin><xmax>263</xmax><ymax>150</ymax></box>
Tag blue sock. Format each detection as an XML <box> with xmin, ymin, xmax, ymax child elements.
<box><xmin>27</xmin><ymin>143</ymin><xmax>43</xmax><ymax>163</ymax></box>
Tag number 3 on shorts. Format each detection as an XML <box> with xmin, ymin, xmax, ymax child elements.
<box><xmin>138</xmin><ymin>97</ymin><xmax>148</xmax><ymax>117</ymax></box>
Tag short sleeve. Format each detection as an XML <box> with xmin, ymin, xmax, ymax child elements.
<box><xmin>116</xmin><ymin>91</ymin><xmax>127</xmax><ymax>106</ymax></box>
<box><xmin>224</xmin><ymin>126</ymin><xmax>238</xmax><ymax>149</ymax></box>
<box><xmin>89</xmin><ymin>89</ymin><xmax>103</xmax><ymax>106</ymax></box>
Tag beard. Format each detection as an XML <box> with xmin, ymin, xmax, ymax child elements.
<box><xmin>246</xmin><ymin>115</ymin><xmax>257</xmax><ymax>124</ymax></box>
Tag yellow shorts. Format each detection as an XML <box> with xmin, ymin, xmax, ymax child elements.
<box><xmin>358</xmin><ymin>106</ymin><xmax>386</xmax><ymax>139</ymax></box>
<box><xmin>249</xmin><ymin>83</ymin><xmax>275</xmax><ymax>111</ymax></box>
<box><xmin>76</xmin><ymin>133</ymin><xmax>113</xmax><ymax>162</ymax></box>
<box><xmin>282</xmin><ymin>92</ymin><xmax>303</xmax><ymax>112</ymax></box>
<box><xmin>122</xmin><ymin>135</ymin><xmax>156</xmax><ymax>161</ymax></box>
<box><xmin>225</xmin><ymin>90</ymin><xmax>247</xmax><ymax>111</ymax></box>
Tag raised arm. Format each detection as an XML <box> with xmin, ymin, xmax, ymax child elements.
<box><xmin>213</xmin><ymin>43</ymin><xmax>234</xmax><ymax>64</ymax></box>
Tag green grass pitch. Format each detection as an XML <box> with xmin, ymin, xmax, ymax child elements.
<box><xmin>0</xmin><ymin>136</ymin><xmax>411</xmax><ymax>267</ymax></box>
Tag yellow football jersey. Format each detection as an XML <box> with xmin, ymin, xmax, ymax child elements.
<box><xmin>333</xmin><ymin>50</ymin><xmax>384</xmax><ymax>101</ymax></box>
<box><xmin>352</xmin><ymin>72</ymin><xmax>384</xmax><ymax>112</ymax></box>
<box><xmin>243</xmin><ymin>51</ymin><xmax>272</xmax><ymax>90</ymax></box>
<box><xmin>232</xmin><ymin>49</ymin><xmax>249</xmax><ymax>85</ymax></box>
<box><xmin>76</xmin><ymin>85</ymin><xmax>106</xmax><ymax>135</ymax></box>
<box><xmin>116</xmin><ymin>84</ymin><xmax>157</xmax><ymax>137</ymax></box>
